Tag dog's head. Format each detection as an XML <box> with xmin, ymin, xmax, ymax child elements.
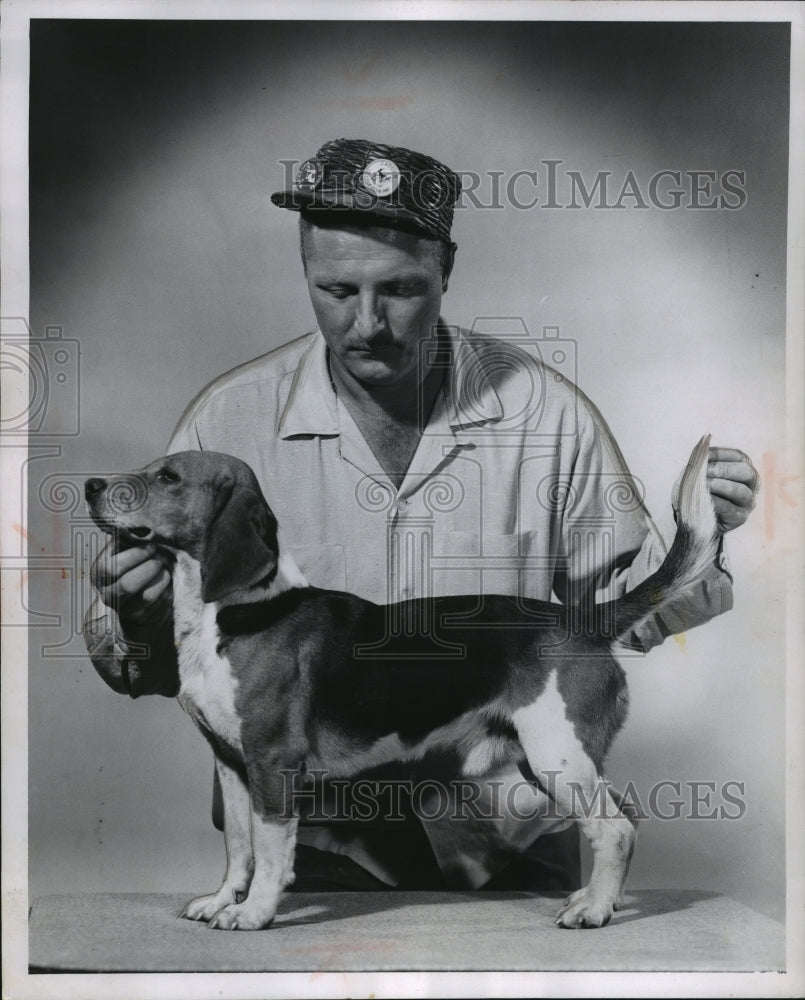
<box><xmin>85</xmin><ymin>452</ymin><xmax>280</xmax><ymax>602</ymax></box>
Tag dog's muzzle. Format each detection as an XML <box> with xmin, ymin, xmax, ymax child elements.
<box><xmin>84</xmin><ymin>474</ymin><xmax>152</xmax><ymax>539</ymax></box>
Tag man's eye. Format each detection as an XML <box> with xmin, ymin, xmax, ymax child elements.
<box><xmin>386</xmin><ymin>282</ymin><xmax>422</xmax><ymax>298</ymax></box>
<box><xmin>320</xmin><ymin>286</ymin><xmax>352</xmax><ymax>300</ymax></box>
<box><xmin>155</xmin><ymin>469</ymin><xmax>181</xmax><ymax>485</ymax></box>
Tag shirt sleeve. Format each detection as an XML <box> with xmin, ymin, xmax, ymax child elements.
<box><xmin>82</xmin><ymin>416</ymin><xmax>203</xmax><ymax>697</ymax></box>
<box><xmin>553</xmin><ymin>400</ymin><xmax>733</xmax><ymax>652</ymax></box>
<box><xmin>83</xmin><ymin>585</ymin><xmax>180</xmax><ymax>698</ymax></box>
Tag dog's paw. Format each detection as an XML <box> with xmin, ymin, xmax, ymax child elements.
<box><xmin>554</xmin><ymin>887</ymin><xmax>614</xmax><ymax>929</ymax></box>
<box><xmin>207</xmin><ymin>899</ymin><xmax>277</xmax><ymax>931</ymax></box>
<box><xmin>180</xmin><ymin>888</ymin><xmax>246</xmax><ymax>923</ymax></box>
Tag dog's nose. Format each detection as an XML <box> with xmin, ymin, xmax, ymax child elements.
<box><xmin>84</xmin><ymin>477</ymin><xmax>107</xmax><ymax>500</ymax></box>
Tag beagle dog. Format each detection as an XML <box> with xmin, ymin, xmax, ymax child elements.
<box><xmin>84</xmin><ymin>436</ymin><xmax>718</xmax><ymax>931</ymax></box>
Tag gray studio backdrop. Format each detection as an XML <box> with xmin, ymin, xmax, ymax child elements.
<box><xmin>27</xmin><ymin>20</ymin><xmax>788</xmax><ymax>920</ymax></box>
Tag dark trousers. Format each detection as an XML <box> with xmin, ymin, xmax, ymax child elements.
<box><xmin>290</xmin><ymin>826</ymin><xmax>581</xmax><ymax>893</ymax></box>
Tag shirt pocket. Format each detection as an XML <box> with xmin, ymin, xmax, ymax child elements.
<box><xmin>430</xmin><ymin>530</ymin><xmax>554</xmax><ymax>600</ymax></box>
<box><xmin>289</xmin><ymin>543</ymin><xmax>347</xmax><ymax>592</ymax></box>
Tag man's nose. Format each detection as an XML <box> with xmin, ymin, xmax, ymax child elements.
<box><xmin>353</xmin><ymin>292</ymin><xmax>386</xmax><ymax>342</ymax></box>
<box><xmin>84</xmin><ymin>477</ymin><xmax>107</xmax><ymax>501</ymax></box>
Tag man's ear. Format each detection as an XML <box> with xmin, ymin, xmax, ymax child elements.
<box><xmin>200</xmin><ymin>483</ymin><xmax>279</xmax><ymax>603</ymax></box>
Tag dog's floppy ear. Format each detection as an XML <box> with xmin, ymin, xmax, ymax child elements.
<box><xmin>201</xmin><ymin>481</ymin><xmax>279</xmax><ymax>603</ymax></box>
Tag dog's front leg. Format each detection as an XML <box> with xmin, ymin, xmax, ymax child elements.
<box><xmin>208</xmin><ymin>754</ymin><xmax>298</xmax><ymax>931</ymax></box>
<box><xmin>180</xmin><ymin>757</ymin><xmax>255</xmax><ymax>923</ymax></box>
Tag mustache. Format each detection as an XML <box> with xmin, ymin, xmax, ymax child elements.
<box><xmin>345</xmin><ymin>335</ymin><xmax>398</xmax><ymax>351</ymax></box>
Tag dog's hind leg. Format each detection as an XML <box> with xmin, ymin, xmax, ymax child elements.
<box><xmin>608</xmin><ymin>785</ymin><xmax>640</xmax><ymax>910</ymax></box>
<box><xmin>180</xmin><ymin>758</ymin><xmax>255</xmax><ymax>923</ymax></box>
<box><xmin>512</xmin><ymin>676</ymin><xmax>636</xmax><ymax>929</ymax></box>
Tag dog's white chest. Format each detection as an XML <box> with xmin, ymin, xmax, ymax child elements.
<box><xmin>172</xmin><ymin>554</ymin><xmax>242</xmax><ymax>753</ymax></box>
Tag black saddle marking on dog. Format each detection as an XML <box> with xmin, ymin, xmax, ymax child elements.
<box><xmin>219</xmin><ymin>589</ymin><xmax>564</xmax><ymax>752</ymax></box>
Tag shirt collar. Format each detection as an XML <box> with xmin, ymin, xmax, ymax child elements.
<box><xmin>277</xmin><ymin>326</ymin><xmax>504</xmax><ymax>440</ymax></box>
<box><xmin>442</xmin><ymin>325</ymin><xmax>505</xmax><ymax>430</ymax></box>
<box><xmin>277</xmin><ymin>333</ymin><xmax>340</xmax><ymax>438</ymax></box>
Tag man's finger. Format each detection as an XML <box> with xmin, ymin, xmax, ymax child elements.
<box><xmin>108</xmin><ymin>557</ymin><xmax>167</xmax><ymax>600</ymax></box>
<box><xmin>706</xmin><ymin>460</ymin><xmax>759</xmax><ymax>487</ymax></box>
<box><xmin>708</xmin><ymin>448</ymin><xmax>759</xmax><ymax>485</ymax></box>
<box><xmin>140</xmin><ymin>567</ymin><xmax>172</xmax><ymax>607</ymax></box>
<box><xmin>708</xmin><ymin>447</ymin><xmax>752</xmax><ymax>463</ymax></box>
<box><xmin>92</xmin><ymin>544</ymin><xmax>158</xmax><ymax>587</ymax></box>
<box><xmin>707</xmin><ymin>477</ymin><xmax>756</xmax><ymax>509</ymax></box>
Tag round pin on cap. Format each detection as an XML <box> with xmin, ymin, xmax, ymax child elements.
<box><xmin>361</xmin><ymin>158</ymin><xmax>401</xmax><ymax>198</ymax></box>
<box><xmin>296</xmin><ymin>158</ymin><xmax>322</xmax><ymax>191</ymax></box>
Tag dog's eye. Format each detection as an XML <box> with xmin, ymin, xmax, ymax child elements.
<box><xmin>155</xmin><ymin>468</ymin><xmax>181</xmax><ymax>485</ymax></box>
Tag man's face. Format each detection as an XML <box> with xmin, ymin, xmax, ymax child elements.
<box><xmin>302</xmin><ymin>223</ymin><xmax>451</xmax><ymax>389</ymax></box>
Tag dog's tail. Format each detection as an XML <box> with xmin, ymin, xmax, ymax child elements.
<box><xmin>598</xmin><ymin>435</ymin><xmax>719</xmax><ymax>643</ymax></box>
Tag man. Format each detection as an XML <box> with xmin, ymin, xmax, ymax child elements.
<box><xmin>84</xmin><ymin>138</ymin><xmax>759</xmax><ymax>893</ymax></box>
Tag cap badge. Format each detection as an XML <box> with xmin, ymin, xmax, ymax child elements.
<box><xmin>361</xmin><ymin>157</ymin><xmax>400</xmax><ymax>198</ymax></box>
<box><xmin>296</xmin><ymin>158</ymin><xmax>323</xmax><ymax>191</ymax></box>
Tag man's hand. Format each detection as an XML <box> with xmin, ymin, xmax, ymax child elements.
<box><xmin>90</xmin><ymin>542</ymin><xmax>173</xmax><ymax>627</ymax></box>
<box><xmin>706</xmin><ymin>448</ymin><xmax>760</xmax><ymax>532</ymax></box>
<box><xmin>674</xmin><ymin>446</ymin><xmax>760</xmax><ymax>534</ymax></box>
